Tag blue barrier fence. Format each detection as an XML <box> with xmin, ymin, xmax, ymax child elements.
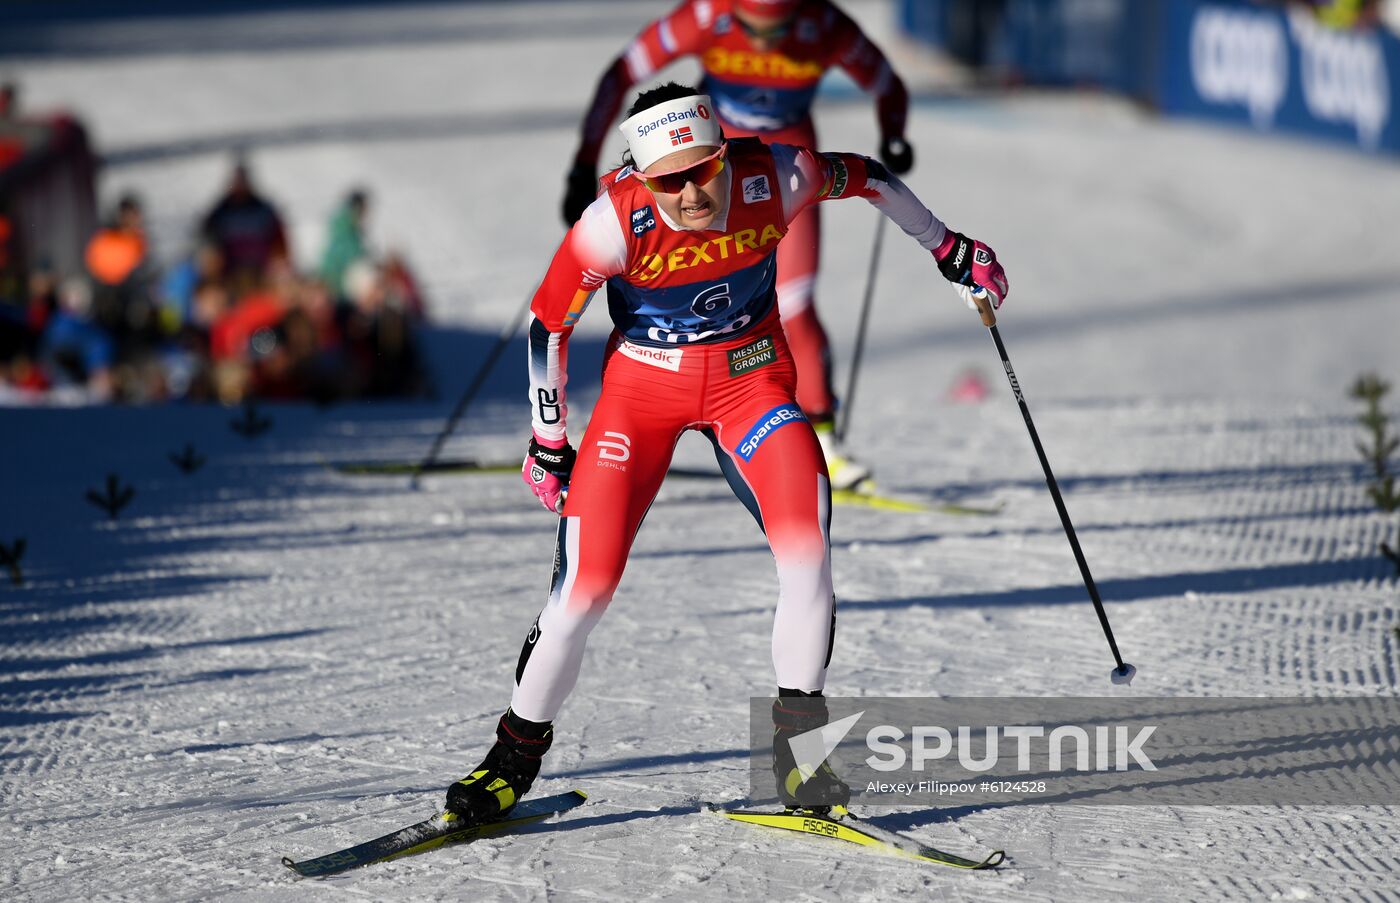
<box><xmin>899</xmin><ymin>0</ymin><xmax>1400</xmax><ymax>155</ymax></box>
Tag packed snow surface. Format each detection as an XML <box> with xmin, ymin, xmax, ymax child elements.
<box><xmin>3</xmin><ymin>2</ymin><xmax>1399</xmax><ymax>900</ymax></box>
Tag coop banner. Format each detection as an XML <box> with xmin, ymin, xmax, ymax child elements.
<box><xmin>1159</xmin><ymin>0</ymin><xmax>1400</xmax><ymax>154</ymax></box>
<box><xmin>896</xmin><ymin>0</ymin><xmax>1400</xmax><ymax>155</ymax></box>
<box><xmin>748</xmin><ymin>696</ymin><xmax>1400</xmax><ymax>806</ymax></box>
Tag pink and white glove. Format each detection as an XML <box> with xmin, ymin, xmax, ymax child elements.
<box><xmin>933</xmin><ymin>230</ymin><xmax>1009</xmax><ymax>311</ymax></box>
<box><xmin>522</xmin><ymin>434</ymin><xmax>576</xmax><ymax>514</ymax></box>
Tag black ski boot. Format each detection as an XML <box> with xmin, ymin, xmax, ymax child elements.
<box><xmin>772</xmin><ymin>690</ymin><xmax>851</xmax><ymax>813</ymax></box>
<box><xmin>445</xmin><ymin>709</ymin><xmax>553</xmax><ymax>823</ymax></box>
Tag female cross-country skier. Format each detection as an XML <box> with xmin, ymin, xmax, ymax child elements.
<box><xmin>445</xmin><ymin>83</ymin><xmax>1008</xmax><ymax>821</ymax></box>
<box><xmin>562</xmin><ymin>0</ymin><xmax>916</xmax><ymax>490</ymax></box>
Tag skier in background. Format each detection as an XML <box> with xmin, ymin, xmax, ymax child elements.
<box><xmin>562</xmin><ymin>0</ymin><xmax>914</xmax><ymax>490</ymax></box>
<box><xmin>446</xmin><ymin>84</ymin><xmax>1007</xmax><ymax>824</ymax></box>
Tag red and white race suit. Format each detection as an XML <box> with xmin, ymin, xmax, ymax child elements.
<box><xmin>512</xmin><ymin>138</ymin><xmax>947</xmax><ymax>722</ymax></box>
<box><xmin>572</xmin><ymin>0</ymin><xmax>909</xmax><ymax>418</ymax></box>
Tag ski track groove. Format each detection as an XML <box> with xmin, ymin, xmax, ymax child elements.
<box><xmin>2</xmin><ymin>414</ymin><xmax>1394</xmax><ymax>890</ymax></box>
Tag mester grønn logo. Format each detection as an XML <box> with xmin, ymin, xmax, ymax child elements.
<box><xmin>750</xmin><ymin>697</ymin><xmax>1400</xmax><ymax>807</ymax></box>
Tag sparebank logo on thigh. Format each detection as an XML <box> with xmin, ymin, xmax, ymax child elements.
<box><xmin>736</xmin><ymin>404</ymin><xmax>807</xmax><ymax>461</ymax></box>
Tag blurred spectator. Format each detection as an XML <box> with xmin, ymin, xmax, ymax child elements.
<box><xmin>192</xmin><ymin>278</ymin><xmax>231</xmax><ymax>333</ymax></box>
<box><xmin>0</xmin><ymin>213</ymin><xmax>19</xmax><ymax>302</ymax></box>
<box><xmin>382</xmin><ymin>252</ymin><xmax>427</xmax><ymax>322</ymax></box>
<box><xmin>85</xmin><ymin>193</ymin><xmax>147</xmax><ymax>286</ymax></box>
<box><xmin>25</xmin><ymin>263</ymin><xmax>59</xmax><ymax>336</ymax></box>
<box><xmin>158</xmin><ymin>277</ymin><xmax>231</xmax><ymax>402</ymax></box>
<box><xmin>298</xmin><ymin>277</ymin><xmax>340</xmax><ymax>347</ymax></box>
<box><xmin>160</xmin><ymin>238</ymin><xmax>223</xmax><ymax>331</ymax></box>
<box><xmin>85</xmin><ymin>192</ymin><xmax>160</xmax><ymax>349</ymax></box>
<box><xmin>202</xmin><ymin>156</ymin><xmax>289</xmax><ymax>287</ymax></box>
<box><xmin>39</xmin><ymin>277</ymin><xmax>114</xmax><ymax>400</ymax></box>
<box><xmin>1256</xmin><ymin>0</ymin><xmax>1389</xmax><ymax>28</ymax></box>
<box><xmin>208</xmin><ymin>258</ymin><xmax>294</xmax><ymax>401</ymax></box>
<box><xmin>0</xmin><ymin>79</ymin><xmax>98</xmax><ymax>286</ymax></box>
<box><xmin>319</xmin><ymin>187</ymin><xmax>369</xmax><ymax>297</ymax></box>
<box><xmin>2</xmin><ymin>155</ymin><xmax>430</xmax><ymax>405</ymax></box>
<box><xmin>339</xmin><ymin>258</ymin><xmax>425</xmax><ymax>398</ymax></box>
<box><xmin>0</xmin><ymin>263</ymin><xmax>39</xmax><ymax>391</ymax></box>
<box><xmin>1310</xmin><ymin>0</ymin><xmax>1383</xmax><ymax>28</ymax></box>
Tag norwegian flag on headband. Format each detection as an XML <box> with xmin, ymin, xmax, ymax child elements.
<box><xmin>669</xmin><ymin>126</ymin><xmax>694</xmax><ymax>146</ymax></box>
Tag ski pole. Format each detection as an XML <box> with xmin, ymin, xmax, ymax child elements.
<box><xmin>411</xmin><ymin>289</ymin><xmax>535</xmax><ymax>489</ymax></box>
<box><xmin>836</xmin><ymin>216</ymin><xmax>886</xmax><ymax>443</ymax></box>
<box><xmin>969</xmin><ymin>290</ymin><xmax>1136</xmax><ymax>686</ymax></box>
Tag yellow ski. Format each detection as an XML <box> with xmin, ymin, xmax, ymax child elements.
<box><xmin>282</xmin><ymin>790</ymin><xmax>588</xmax><ymax>877</ymax></box>
<box><xmin>710</xmin><ymin>805</ymin><xmax>1004</xmax><ymax>870</ymax></box>
<box><xmin>831</xmin><ymin>487</ymin><xmax>1002</xmax><ymax>516</ymax></box>
<box><xmin>831</xmin><ymin>488</ymin><xmax>930</xmax><ymax>513</ymax></box>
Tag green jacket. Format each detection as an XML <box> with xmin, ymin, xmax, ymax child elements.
<box><xmin>320</xmin><ymin>205</ymin><xmax>365</xmax><ymax>296</ymax></box>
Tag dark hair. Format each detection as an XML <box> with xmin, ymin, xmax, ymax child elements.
<box><xmin>625</xmin><ymin>82</ymin><xmax>700</xmax><ymax>120</ymax></box>
<box><xmin>620</xmin><ymin>82</ymin><xmax>704</xmax><ymax>168</ymax></box>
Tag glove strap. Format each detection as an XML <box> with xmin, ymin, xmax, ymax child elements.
<box><xmin>934</xmin><ymin>231</ymin><xmax>974</xmax><ymax>285</ymax></box>
<box><xmin>528</xmin><ymin>437</ymin><xmax>576</xmax><ymax>475</ymax></box>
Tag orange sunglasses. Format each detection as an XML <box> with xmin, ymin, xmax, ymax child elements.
<box><xmin>632</xmin><ymin>143</ymin><xmax>728</xmax><ymax>194</ymax></box>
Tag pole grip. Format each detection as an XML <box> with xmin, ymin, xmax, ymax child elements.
<box><xmin>971</xmin><ymin>289</ymin><xmax>997</xmax><ymax>327</ymax></box>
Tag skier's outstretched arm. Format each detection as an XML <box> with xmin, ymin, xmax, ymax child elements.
<box><xmin>522</xmin><ymin>198</ymin><xmax>627</xmax><ymax>512</ymax></box>
<box><xmin>563</xmin><ymin>0</ymin><xmax>708</xmax><ymax>224</ymax></box>
<box><xmin>825</xmin><ymin>5</ymin><xmax>913</xmax><ymax>174</ymax></box>
<box><xmin>773</xmin><ymin>143</ymin><xmax>1008</xmax><ymax>308</ymax></box>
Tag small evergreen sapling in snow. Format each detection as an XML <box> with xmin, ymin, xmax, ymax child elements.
<box><xmin>169</xmin><ymin>443</ymin><xmax>206</xmax><ymax>474</ymax></box>
<box><xmin>1349</xmin><ymin>373</ymin><xmax>1400</xmax><ymax>575</ymax></box>
<box><xmin>86</xmin><ymin>473</ymin><xmax>135</xmax><ymax>520</ymax></box>
<box><xmin>230</xmin><ymin>401</ymin><xmax>272</xmax><ymax>438</ymax></box>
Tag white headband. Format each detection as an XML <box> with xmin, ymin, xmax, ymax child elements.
<box><xmin>618</xmin><ymin>94</ymin><xmax>724</xmax><ymax>171</ymax></box>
